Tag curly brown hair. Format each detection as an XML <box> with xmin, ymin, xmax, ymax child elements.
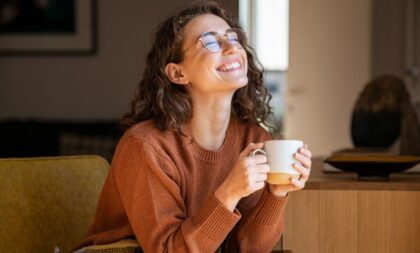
<box><xmin>120</xmin><ymin>1</ymin><xmax>272</xmax><ymax>132</ymax></box>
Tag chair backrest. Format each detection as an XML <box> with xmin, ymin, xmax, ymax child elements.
<box><xmin>0</xmin><ymin>155</ymin><xmax>109</xmax><ymax>253</ymax></box>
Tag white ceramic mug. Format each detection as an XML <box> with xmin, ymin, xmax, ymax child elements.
<box><xmin>251</xmin><ymin>140</ymin><xmax>303</xmax><ymax>185</ymax></box>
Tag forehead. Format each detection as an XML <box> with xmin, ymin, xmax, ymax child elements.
<box><xmin>182</xmin><ymin>14</ymin><xmax>231</xmax><ymax>41</ymax></box>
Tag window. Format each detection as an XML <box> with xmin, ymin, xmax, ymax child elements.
<box><xmin>239</xmin><ymin>0</ymin><xmax>289</xmax><ymax>135</ymax></box>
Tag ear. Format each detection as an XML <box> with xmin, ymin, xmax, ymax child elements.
<box><xmin>165</xmin><ymin>63</ymin><xmax>190</xmax><ymax>85</ymax></box>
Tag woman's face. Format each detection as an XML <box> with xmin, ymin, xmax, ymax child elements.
<box><xmin>180</xmin><ymin>14</ymin><xmax>248</xmax><ymax>95</ymax></box>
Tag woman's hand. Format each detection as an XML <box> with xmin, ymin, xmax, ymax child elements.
<box><xmin>268</xmin><ymin>144</ymin><xmax>312</xmax><ymax>197</ymax></box>
<box><xmin>215</xmin><ymin>142</ymin><xmax>270</xmax><ymax>212</ymax></box>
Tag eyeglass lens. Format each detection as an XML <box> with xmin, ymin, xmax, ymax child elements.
<box><xmin>201</xmin><ymin>30</ymin><xmax>241</xmax><ymax>53</ymax></box>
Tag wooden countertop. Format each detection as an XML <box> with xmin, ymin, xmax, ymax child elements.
<box><xmin>305</xmin><ymin>158</ymin><xmax>420</xmax><ymax>191</ymax></box>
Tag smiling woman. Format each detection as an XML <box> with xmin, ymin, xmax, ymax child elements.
<box><xmin>72</xmin><ymin>2</ymin><xmax>312</xmax><ymax>253</ymax></box>
<box><xmin>119</xmin><ymin>5</ymin><xmax>271</xmax><ymax>133</ymax></box>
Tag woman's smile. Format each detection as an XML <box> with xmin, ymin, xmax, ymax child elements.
<box><xmin>216</xmin><ymin>58</ymin><xmax>242</xmax><ymax>72</ymax></box>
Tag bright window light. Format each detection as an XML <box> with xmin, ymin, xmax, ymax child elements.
<box><xmin>240</xmin><ymin>0</ymin><xmax>289</xmax><ymax>71</ymax></box>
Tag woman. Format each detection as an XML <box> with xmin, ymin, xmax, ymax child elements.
<box><xmin>75</xmin><ymin>1</ymin><xmax>312</xmax><ymax>252</ymax></box>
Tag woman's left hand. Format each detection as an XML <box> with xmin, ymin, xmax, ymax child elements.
<box><xmin>268</xmin><ymin>144</ymin><xmax>312</xmax><ymax>197</ymax></box>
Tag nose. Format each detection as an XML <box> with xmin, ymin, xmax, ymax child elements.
<box><xmin>221</xmin><ymin>38</ymin><xmax>239</xmax><ymax>55</ymax></box>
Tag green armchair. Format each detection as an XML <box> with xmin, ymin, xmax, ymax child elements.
<box><xmin>0</xmin><ymin>156</ymin><xmax>109</xmax><ymax>253</ymax></box>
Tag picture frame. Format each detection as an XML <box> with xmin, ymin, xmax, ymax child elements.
<box><xmin>0</xmin><ymin>0</ymin><xmax>97</xmax><ymax>55</ymax></box>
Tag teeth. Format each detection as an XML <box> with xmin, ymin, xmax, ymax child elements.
<box><xmin>219</xmin><ymin>62</ymin><xmax>241</xmax><ymax>72</ymax></box>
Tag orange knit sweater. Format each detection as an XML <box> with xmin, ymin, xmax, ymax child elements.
<box><xmin>75</xmin><ymin>119</ymin><xmax>288</xmax><ymax>253</ymax></box>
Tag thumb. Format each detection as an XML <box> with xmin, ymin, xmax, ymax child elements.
<box><xmin>239</xmin><ymin>142</ymin><xmax>264</xmax><ymax>158</ymax></box>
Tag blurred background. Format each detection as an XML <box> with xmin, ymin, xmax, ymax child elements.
<box><xmin>0</xmin><ymin>0</ymin><xmax>419</xmax><ymax>159</ymax></box>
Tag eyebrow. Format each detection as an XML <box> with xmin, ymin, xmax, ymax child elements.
<box><xmin>200</xmin><ymin>28</ymin><xmax>233</xmax><ymax>37</ymax></box>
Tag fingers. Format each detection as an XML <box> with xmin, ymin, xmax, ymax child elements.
<box><xmin>291</xmin><ymin>177</ymin><xmax>305</xmax><ymax>189</ymax></box>
<box><xmin>240</xmin><ymin>161</ymin><xmax>269</xmax><ymax>179</ymax></box>
<box><xmin>299</xmin><ymin>145</ymin><xmax>312</xmax><ymax>159</ymax></box>
<box><xmin>293</xmin><ymin>163</ymin><xmax>310</xmax><ymax>180</ymax></box>
<box><xmin>294</xmin><ymin>152</ymin><xmax>311</xmax><ymax>169</ymax></box>
<box><xmin>244</xmin><ymin>154</ymin><xmax>267</xmax><ymax>165</ymax></box>
<box><xmin>241</xmin><ymin>169</ymin><xmax>267</xmax><ymax>195</ymax></box>
<box><xmin>239</xmin><ymin>142</ymin><xmax>264</xmax><ymax>158</ymax></box>
<box><xmin>255</xmin><ymin>172</ymin><xmax>268</xmax><ymax>182</ymax></box>
<box><xmin>242</xmin><ymin>163</ymin><xmax>269</xmax><ymax>192</ymax></box>
<box><xmin>253</xmin><ymin>181</ymin><xmax>266</xmax><ymax>191</ymax></box>
<box><xmin>248</xmin><ymin>172</ymin><xmax>267</xmax><ymax>192</ymax></box>
<box><xmin>256</xmin><ymin>163</ymin><xmax>270</xmax><ymax>174</ymax></box>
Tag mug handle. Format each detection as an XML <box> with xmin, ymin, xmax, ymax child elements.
<box><xmin>250</xmin><ymin>148</ymin><xmax>267</xmax><ymax>156</ymax></box>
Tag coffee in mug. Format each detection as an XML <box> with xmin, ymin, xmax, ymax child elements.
<box><xmin>251</xmin><ymin>140</ymin><xmax>303</xmax><ymax>185</ymax></box>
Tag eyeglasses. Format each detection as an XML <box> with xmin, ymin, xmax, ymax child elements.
<box><xmin>183</xmin><ymin>28</ymin><xmax>244</xmax><ymax>53</ymax></box>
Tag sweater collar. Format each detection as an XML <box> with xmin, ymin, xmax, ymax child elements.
<box><xmin>183</xmin><ymin>119</ymin><xmax>237</xmax><ymax>163</ymax></box>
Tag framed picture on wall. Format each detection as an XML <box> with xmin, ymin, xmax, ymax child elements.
<box><xmin>0</xmin><ymin>0</ymin><xmax>97</xmax><ymax>55</ymax></box>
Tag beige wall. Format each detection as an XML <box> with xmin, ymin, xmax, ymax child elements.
<box><xmin>371</xmin><ymin>0</ymin><xmax>407</xmax><ymax>78</ymax></box>
<box><xmin>285</xmin><ymin>0</ymin><xmax>372</xmax><ymax>156</ymax></box>
<box><xmin>0</xmin><ymin>0</ymin><xmax>237</xmax><ymax>121</ymax></box>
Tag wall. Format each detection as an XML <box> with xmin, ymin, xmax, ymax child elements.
<box><xmin>371</xmin><ymin>0</ymin><xmax>407</xmax><ymax>78</ymax></box>
<box><xmin>0</xmin><ymin>0</ymin><xmax>237</xmax><ymax>121</ymax></box>
<box><xmin>285</xmin><ymin>0</ymin><xmax>372</xmax><ymax>156</ymax></box>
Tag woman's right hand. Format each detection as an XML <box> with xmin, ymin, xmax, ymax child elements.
<box><xmin>214</xmin><ymin>142</ymin><xmax>270</xmax><ymax>212</ymax></box>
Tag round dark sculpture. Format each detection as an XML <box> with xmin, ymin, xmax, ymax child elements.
<box><xmin>351</xmin><ymin>75</ymin><xmax>410</xmax><ymax>148</ymax></box>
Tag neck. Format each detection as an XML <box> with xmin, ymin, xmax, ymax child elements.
<box><xmin>189</xmin><ymin>94</ymin><xmax>233</xmax><ymax>150</ymax></box>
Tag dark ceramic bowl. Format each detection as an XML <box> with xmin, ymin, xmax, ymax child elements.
<box><xmin>324</xmin><ymin>155</ymin><xmax>420</xmax><ymax>180</ymax></box>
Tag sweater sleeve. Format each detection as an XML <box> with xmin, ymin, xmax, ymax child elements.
<box><xmin>222</xmin><ymin>187</ymin><xmax>288</xmax><ymax>253</ymax></box>
<box><xmin>241</xmin><ymin>188</ymin><xmax>289</xmax><ymax>252</ymax></box>
<box><xmin>113</xmin><ymin>136</ymin><xmax>241</xmax><ymax>253</ymax></box>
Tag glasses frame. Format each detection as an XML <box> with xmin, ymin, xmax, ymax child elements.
<box><xmin>182</xmin><ymin>27</ymin><xmax>245</xmax><ymax>53</ymax></box>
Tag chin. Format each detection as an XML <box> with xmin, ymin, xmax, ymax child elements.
<box><xmin>224</xmin><ymin>71</ymin><xmax>248</xmax><ymax>81</ymax></box>
<box><xmin>215</xmin><ymin>72</ymin><xmax>248</xmax><ymax>90</ymax></box>
<box><xmin>233</xmin><ymin>76</ymin><xmax>249</xmax><ymax>88</ymax></box>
